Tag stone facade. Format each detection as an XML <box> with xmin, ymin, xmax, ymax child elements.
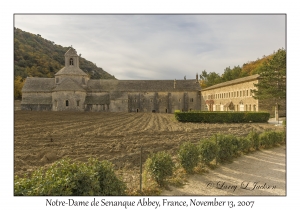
<box><xmin>21</xmin><ymin>48</ymin><xmax>201</xmax><ymax>113</ymax></box>
<box><xmin>200</xmin><ymin>75</ymin><xmax>286</xmax><ymax>117</ymax></box>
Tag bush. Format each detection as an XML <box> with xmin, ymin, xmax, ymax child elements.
<box><xmin>239</xmin><ymin>137</ymin><xmax>252</xmax><ymax>153</ymax></box>
<box><xmin>247</xmin><ymin>130</ymin><xmax>260</xmax><ymax>150</ymax></box>
<box><xmin>198</xmin><ymin>139</ymin><xmax>218</xmax><ymax>165</ymax></box>
<box><xmin>178</xmin><ymin>141</ymin><xmax>200</xmax><ymax>173</ymax></box>
<box><xmin>213</xmin><ymin>134</ymin><xmax>240</xmax><ymax>163</ymax></box>
<box><xmin>259</xmin><ymin>130</ymin><xmax>281</xmax><ymax>148</ymax></box>
<box><xmin>174</xmin><ymin>111</ymin><xmax>270</xmax><ymax>123</ymax></box>
<box><xmin>14</xmin><ymin>158</ymin><xmax>126</xmax><ymax>196</ymax></box>
<box><xmin>88</xmin><ymin>159</ymin><xmax>126</xmax><ymax>195</ymax></box>
<box><xmin>144</xmin><ymin>151</ymin><xmax>174</xmax><ymax>186</ymax></box>
<box><xmin>279</xmin><ymin>130</ymin><xmax>286</xmax><ymax>143</ymax></box>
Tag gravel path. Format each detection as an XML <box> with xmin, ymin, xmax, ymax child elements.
<box><xmin>162</xmin><ymin>145</ymin><xmax>286</xmax><ymax>196</ymax></box>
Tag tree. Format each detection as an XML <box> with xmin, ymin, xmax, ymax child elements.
<box><xmin>14</xmin><ymin>76</ymin><xmax>25</xmax><ymax>100</ymax></box>
<box><xmin>199</xmin><ymin>70</ymin><xmax>222</xmax><ymax>88</ymax></box>
<box><xmin>252</xmin><ymin>49</ymin><xmax>286</xmax><ymax>120</ymax></box>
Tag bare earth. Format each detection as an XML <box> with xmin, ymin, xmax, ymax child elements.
<box><xmin>162</xmin><ymin>145</ymin><xmax>286</xmax><ymax>196</ymax></box>
<box><xmin>14</xmin><ymin>111</ymin><xmax>285</xmax><ymax>192</ymax></box>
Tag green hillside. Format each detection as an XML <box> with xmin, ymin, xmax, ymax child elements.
<box><xmin>199</xmin><ymin>49</ymin><xmax>285</xmax><ymax>89</ymax></box>
<box><xmin>14</xmin><ymin>27</ymin><xmax>116</xmax><ymax>99</ymax></box>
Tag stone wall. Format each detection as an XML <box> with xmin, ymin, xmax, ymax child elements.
<box><xmin>201</xmin><ymin>79</ymin><xmax>259</xmax><ymax>111</ymax></box>
<box><xmin>52</xmin><ymin>90</ymin><xmax>86</xmax><ymax>111</ymax></box>
<box><xmin>21</xmin><ymin>92</ymin><xmax>52</xmax><ymax>111</ymax></box>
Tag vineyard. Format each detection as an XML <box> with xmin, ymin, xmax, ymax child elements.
<box><xmin>14</xmin><ymin>111</ymin><xmax>284</xmax><ymax>188</ymax></box>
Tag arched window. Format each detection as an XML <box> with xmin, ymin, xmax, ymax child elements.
<box><xmin>69</xmin><ymin>58</ymin><xmax>73</xmax><ymax>65</ymax></box>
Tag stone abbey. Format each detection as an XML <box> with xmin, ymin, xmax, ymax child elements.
<box><xmin>21</xmin><ymin>48</ymin><xmax>201</xmax><ymax>113</ymax></box>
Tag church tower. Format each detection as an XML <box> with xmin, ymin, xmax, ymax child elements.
<box><xmin>52</xmin><ymin>48</ymin><xmax>89</xmax><ymax>111</ymax></box>
<box><xmin>65</xmin><ymin>47</ymin><xmax>80</xmax><ymax>68</ymax></box>
<box><xmin>54</xmin><ymin>47</ymin><xmax>89</xmax><ymax>85</ymax></box>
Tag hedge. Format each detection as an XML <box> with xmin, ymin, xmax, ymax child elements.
<box><xmin>175</xmin><ymin>111</ymin><xmax>270</xmax><ymax>123</ymax></box>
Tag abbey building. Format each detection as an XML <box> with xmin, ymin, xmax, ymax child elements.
<box><xmin>21</xmin><ymin>48</ymin><xmax>201</xmax><ymax>113</ymax></box>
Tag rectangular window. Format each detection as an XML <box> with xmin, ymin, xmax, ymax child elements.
<box><xmin>77</xmin><ymin>100</ymin><xmax>80</xmax><ymax>106</ymax></box>
<box><xmin>190</xmin><ymin>98</ymin><xmax>193</xmax><ymax>102</ymax></box>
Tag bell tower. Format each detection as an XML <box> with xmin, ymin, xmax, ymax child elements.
<box><xmin>64</xmin><ymin>47</ymin><xmax>79</xmax><ymax>68</ymax></box>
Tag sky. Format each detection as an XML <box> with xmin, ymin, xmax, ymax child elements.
<box><xmin>14</xmin><ymin>14</ymin><xmax>286</xmax><ymax>80</ymax></box>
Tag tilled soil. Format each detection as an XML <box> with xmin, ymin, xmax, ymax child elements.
<box><xmin>14</xmin><ymin>111</ymin><xmax>285</xmax><ymax>189</ymax></box>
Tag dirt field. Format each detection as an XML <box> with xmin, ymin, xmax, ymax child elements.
<box><xmin>14</xmin><ymin>111</ymin><xmax>285</xmax><ymax>189</ymax></box>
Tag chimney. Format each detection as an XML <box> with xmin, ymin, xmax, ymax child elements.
<box><xmin>196</xmin><ymin>73</ymin><xmax>199</xmax><ymax>83</ymax></box>
<box><xmin>174</xmin><ymin>79</ymin><xmax>176</xmax><ymax>89</ymax></box>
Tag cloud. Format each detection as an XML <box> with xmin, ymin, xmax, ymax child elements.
<box><xmin>14</xmin><ymin>14</ymin><xmax>285</xmax><ymax>80</ymax></box>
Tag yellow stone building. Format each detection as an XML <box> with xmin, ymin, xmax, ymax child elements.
<box><xmin>201</xmin><ymin>74</ymin><xmax>259</xmax><ymax>112</ymax></box>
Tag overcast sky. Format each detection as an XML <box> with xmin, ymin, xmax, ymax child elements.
<box><xmin>15</xmin><ymin>14</ymin><xmax>285</xmax><ymax>80</ymax></box>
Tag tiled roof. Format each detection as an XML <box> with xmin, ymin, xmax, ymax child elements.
<box><xmin>21</xmin><ymin>96</ymin><xmax>52</xmax><ymax>104</ymax></box>
<box><xmin>202</xmin><ymin>74</ymin><xmax>259</xmax><ymax>91</ymax></box>
<box><xmin>87</xmin><ymin>79</ymin><xmax>201</xmax><ymax>92</ymax></box>
<box><xmin>53</xmin><ymin>78</ymin><xmax>86</xmax><ymax>91</ymax></box>
<box><xmin>22</xmin><ymin>78</ymin><xmax>55</xmax><ymax>92</ymax></box>
<box><xmin>55</xmin><ymin>66</ymin><xmax>88</xmax><ymax>76</ymax></box>
<box><xmin>65</xmin><ymin>48</ymin><xmax>78</xmax><ymax>56</ymax></box>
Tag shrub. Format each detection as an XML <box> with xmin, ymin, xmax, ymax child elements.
<box><xmin>214</xmin><ymin>134</ymin><xmax>240</xmax><ymax>163</ymax></box>
<box><xmin>15</xmin><ymin>159</ymin><xmax>95</xmax><ymax>196</ymax></box>
<box><xmin>178</xmin><ymin>141</ymin><xmax>200</xmax><ymax>173</ymax></box>
<box><xmin>247</xmin><ymin>130</ymin><xmax>259</xmax><ymax>150</ymax></box>
<box><xmin>14</xmin><ymin>158</ymin><xmax>126</xmax><ymax>196</ymax></box>
<box><xmin>259</xmin><ymin>130</ymin><xmax>285</xmax><ymax>148</ymax></box>
<box><xmin>198</xmin><ymin>139</ymin><xmax>218</xmax><ymax>165</ymax></box>
<box><xmin>239</xmin><ymin>137</ymin><xmax>252</xmax><ymax>153</ymax></box>
<box><xmin>230</xmin><ymin>136</ymin><xmax>242</xmax><ymax>157</ymax></box>
<box><xmin>279</xmin><ymin>130</ymin><xmax>286</xmax><ymax>143</ymax></box>
<box><xmin>88</xmin><ymin>159</ymin><xmax>126</xmax><ymax>196</ymax></box>
<box><xmin>144</xmin><ymin>151</ymin><xmax>174</xmax><ymax>186</ymax></box>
